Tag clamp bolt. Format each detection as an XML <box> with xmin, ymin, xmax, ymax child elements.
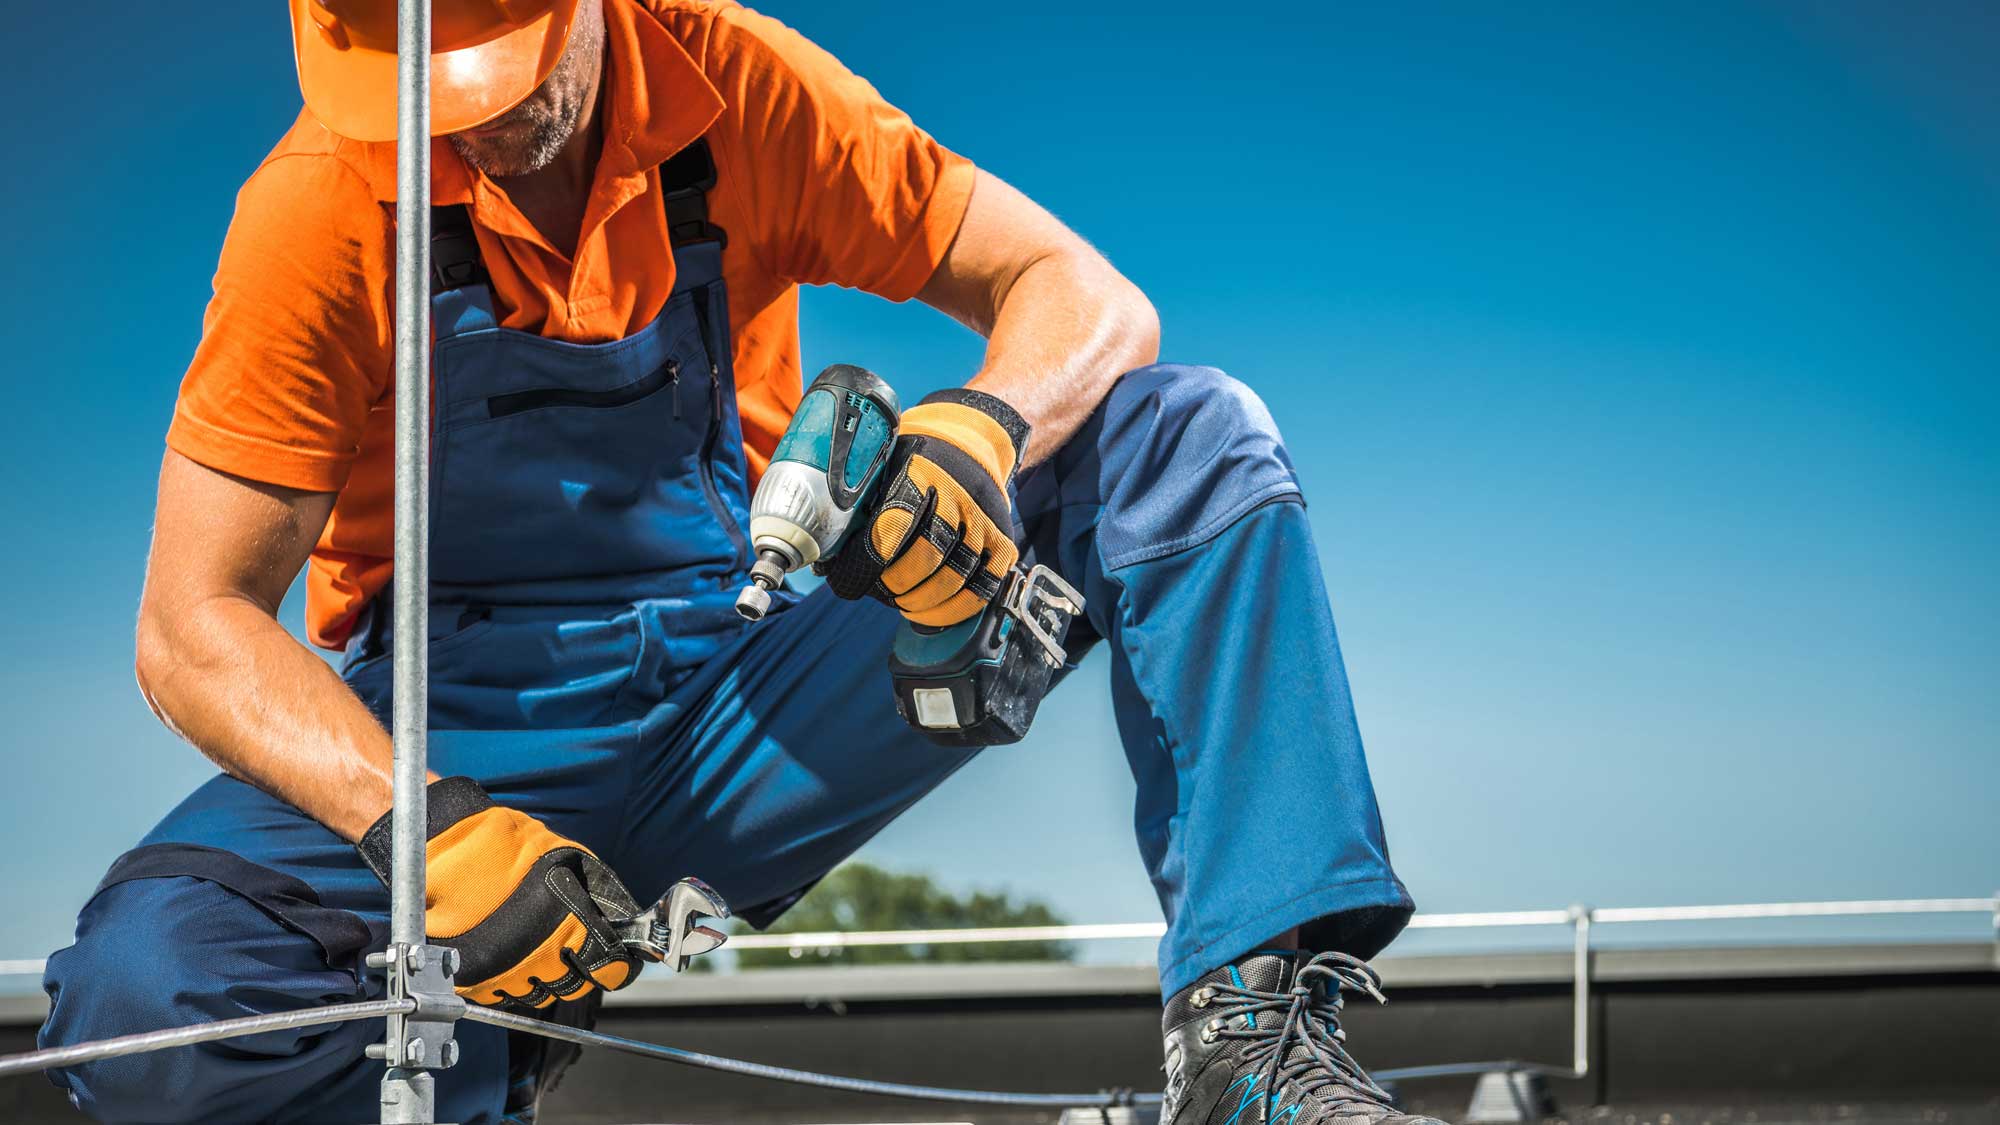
<box><xmin>440</xmin><ymin>1040</ymin><xmax>460</xmax><ymax>1069</ymax></box>
<box><xmin>405</xmin><ymin>1037</ymin><xmax>426</xmax><ymax>1065</ymax></box>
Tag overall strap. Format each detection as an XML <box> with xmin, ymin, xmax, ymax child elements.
<box><xmin>660</xmin><ymin>138</ymin><xmax>726</xmax><ymax>251</ymax></box>
<box><xmin>431</xmin><ymin>203</ymin><xmax>488</xmax><ymax>291</ymax></box>
<box><xmin>660</xmin><ymin>138</ymin><xmax>727</xmax><ymax>300</ymax></box>
<box><xmin>95</xmin><ymin>843</ymin><xmax>375</xmax><ymax>970</ymax></box>
<box><xmin>430</xmin><ymin>201</ymin><xmax>500</xmax><ymax>337</ymax></box>
<box><xmin>658</xmin><ymin>139</ymin><xmax>729</xmax><ymax>369</ymax></box>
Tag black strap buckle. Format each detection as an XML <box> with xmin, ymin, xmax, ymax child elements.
<box><xmin>660</xmin><ymin>138</ymin><xmax>727</xmax><ymax>249</ymax></box>
<box><xmin>430</xmin><ymin>204</ymin><xmax>489</xmax><ymax>293</ymax></box>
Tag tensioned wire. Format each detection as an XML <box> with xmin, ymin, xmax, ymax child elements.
<box><xmin>462</xmin><ymin>1005</ymin><xmax>1162</xmax><ymax>1107</ymax></box>
<box><xmin>0</xmin><ymin>995</ymin><xmax>1563</xmax><ymax>1103</ymax></box>
<box><xmin>463</xmin><ymin>1008</ymin><xmax>1559</xmax><ymax>1102</ymax></box>
<box><xmin>0</xmin><ymin>1000</ymin><xmax>413</xmax><ymax>1079</ymax></box>
<box><xmin>0</xmin><ymin>997</ymin><xmax>1152</xmax><ymax>1106</ymax></box>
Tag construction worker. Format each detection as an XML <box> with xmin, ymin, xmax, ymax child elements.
<box><xmin>38</xmin><ymin>2</ymin><xmax>1436</xmax><ymax>1122</ymax></box>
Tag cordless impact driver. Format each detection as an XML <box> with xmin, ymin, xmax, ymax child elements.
<box><xmin>733</xmin><ymin>364</ymin><xmax>1083</xmax><ymax>747</ymax></box>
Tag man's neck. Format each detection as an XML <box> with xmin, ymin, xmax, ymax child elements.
<box><xmin>493</xmin><ymin>88</ymin><xmax>606</xmax><ymax>260</ymax></box>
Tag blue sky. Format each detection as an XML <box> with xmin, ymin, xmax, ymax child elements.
<box><xmin>1</xmin><ymin>2</ymin><xmax>1995</xmax><ymax>968</ymax></box>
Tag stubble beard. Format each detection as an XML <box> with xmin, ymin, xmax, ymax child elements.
<box><xmin>448</xmin><ymin>96</ymin><xmax>580</xmax><ymax>178</ymax></box>
<box><xmin>446</xmin><ymin>6</ymin><xmax>600</xmax><ymax>178</ymax></box>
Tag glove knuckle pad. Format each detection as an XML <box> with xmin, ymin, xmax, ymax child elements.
<box><xmin>434</xmin><ymin>834</ymin><xmax>640</xmax><ymax>1008</ymax></box>
<box><xmin>819</xmin><ymin>399</ymin><xmax>1025</xmax><ymax>623</ymax></box>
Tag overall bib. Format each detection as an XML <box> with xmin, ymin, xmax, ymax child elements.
<box><xmin>40</xmin><ymin>142</ymin><xmax>1413</xmax><ymax>1125</ymax></box>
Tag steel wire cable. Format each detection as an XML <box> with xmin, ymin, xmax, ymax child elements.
<box><xmin>464</xmin><ymin>1006</ymin><xmax>1164</xmax><ymax>1108</ymax></box>
<box><xmin>470</xmin><ymin>1010</ymin><xmax>1562</xmax><ymax>1104</ymax></box>
<box><xmin>0</xmin><ymin>999</ymin><xmax>414</xmax><ymax>1079</ymax></box>
<box><xmin>0</xmin><ymin>993</ymin><xmax>1564</xmax><ymax>1107</ymax></box>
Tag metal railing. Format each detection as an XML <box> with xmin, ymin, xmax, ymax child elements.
<box><xmin>725</xmin><ymin>894</ymin><xmax>2000</xmax><ymax>1081</ymax></box>
<box><xmin>11</xmin><ymin>888</ymin><xmax>1984</xmax><ymax>1080</ymax></box>
<box><xmin>3</xmin><ymin>892</ymin><xmax>1994</xmax><ymax>1105</ymax></box>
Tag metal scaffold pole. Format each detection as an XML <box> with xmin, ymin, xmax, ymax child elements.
<box><xmin>375</xmin><ymin>0</ymin><xmax>461</xmax><ymax>1120</ymax></box>
<box><xmin>390</xmin><ymin>0</ymin><xmax>431</xmax><ymax>980</ymax></box>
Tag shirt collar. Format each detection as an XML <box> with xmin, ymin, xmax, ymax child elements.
<box><xmin>359</xmin><ymin>0</ymin><xmax>725</xmax><ymax>205</ymax></box>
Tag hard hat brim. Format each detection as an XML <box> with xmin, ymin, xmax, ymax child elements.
<box><xmin>291</xmin><ymin>0</ymin><xmax>583</xmax><ymax>144</ymax></box>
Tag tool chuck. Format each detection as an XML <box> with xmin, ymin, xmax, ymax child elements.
<box><xmin>735</xmin><ymin>550</ymin><xmax>792</xmax><ymax>621</ymax></box>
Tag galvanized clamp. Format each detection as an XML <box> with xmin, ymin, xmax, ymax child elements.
<box><xmin>366</xmin><ymin>943</ymin><xmax>465</xmax><ymax>1071</ymax></box>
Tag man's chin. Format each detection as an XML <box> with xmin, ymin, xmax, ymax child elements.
<box><xmin>450</xmin><ymin>135</ymin><xmax>539</xmax><ymax>178</ymax></box>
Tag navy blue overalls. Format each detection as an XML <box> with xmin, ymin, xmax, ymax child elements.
<box><xmin>39</xmin><ymin>140</ymin><xmax>1413</xmax><ymax>1124</ymax></box>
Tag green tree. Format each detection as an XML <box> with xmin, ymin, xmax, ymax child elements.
<box><xmin>729</xmin><ymin>862</ymin><xmax>1075</xmax><ymax>969</ymax></box>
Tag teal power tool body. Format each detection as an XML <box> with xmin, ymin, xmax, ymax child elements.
<box><xmin>734</xmin><ymin>365</ymin><xmax>1083</xmax><ymax>747</ymax></box>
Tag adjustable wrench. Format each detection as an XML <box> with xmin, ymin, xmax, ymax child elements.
<box><xmin>614</xmin><ymin>877</ymin><xmax>731</xmax><ymax>973</ymax></box>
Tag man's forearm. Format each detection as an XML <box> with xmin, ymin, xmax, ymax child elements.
<box><xmin>965</xmin><ymin>248</ymin><xmax>1159</xmax><ymax>467</ymax></box>
<box><xmin>137</xmin><ymin>594</ymin><xmax>402</xmax><ymax>841</ymax></box>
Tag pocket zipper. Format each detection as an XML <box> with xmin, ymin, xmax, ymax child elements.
<box><xmin>486</xmin><ymin>359</ymin><xmax>681</xmax><ymax>419</ymax></box>
<box><xmin>691</xmin><ymin>286</ymin><xmax>751</xmax><ymax>567</ymax></box>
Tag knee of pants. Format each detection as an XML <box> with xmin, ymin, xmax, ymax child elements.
<box><xmin>40</xmin><ymin>876</ymin><xmax>378</xmax><ymax>1123</ymax></box>
<box><xmin>1089</xmin><ymin>363</ymin><xmax>1304</xmax><ymax>570</ymax></box>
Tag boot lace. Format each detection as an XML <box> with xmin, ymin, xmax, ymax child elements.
<box><xmin>1199</xmin><ymin>951</ymin><xmax>1396</xmax><ymax>1119</ymax></box>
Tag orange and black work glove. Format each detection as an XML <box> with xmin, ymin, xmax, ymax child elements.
<box><xmin>821</xmin><ymin>388</ymin><xmax>1031</xmax><ymax>627</ymax></box>
<box><xmin>357</xmin><ymin>776</ymin><xmax>647</xmax><ymax>1011</ymax></box>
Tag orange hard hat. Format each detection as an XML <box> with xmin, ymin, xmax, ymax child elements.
<box><xmin>290</xmin><ymin>0</ymin><xmax>583</xmax><ymax>142</ymax></box>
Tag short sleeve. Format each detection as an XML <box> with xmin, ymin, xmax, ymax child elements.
<box><xmin>167</xmin><ymin>149</ymin><xmax>395</xmax><ymax>493</ymax></box>
<box><xmin>700</xmin><ymin>5</ymin><xmax>976</xmax><ymax>300</ymax></box>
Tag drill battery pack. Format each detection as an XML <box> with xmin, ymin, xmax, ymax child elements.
<box><xmin>888</xmin><ymin>565</ymin><xmax>1084</xmax><ymax>748</ymax></box>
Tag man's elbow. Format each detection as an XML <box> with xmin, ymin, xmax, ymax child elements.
<box><xmin>133</xmin><ymin>595</ymin><xmax>213</xmax><ymax>735</ymax></box>
<box><xmin>133</xmin><ymin>603</ymin><xmax>179</xmax><ymax>724</ymax></box>
<box><xmin>1119</xmin><ymin>278</ymin><xmax>1162</xmax><ymax>368</ymax></box>
<box><xmin>1064</xmin><ymin>242</ymin><xmax>1158</xmax><ymax>371</ymax></box>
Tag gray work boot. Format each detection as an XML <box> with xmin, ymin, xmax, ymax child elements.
<box><xmin>1159</xmin><ymin>950</ymin><xmax>1449</xmax><ymax>1124</ymax></box>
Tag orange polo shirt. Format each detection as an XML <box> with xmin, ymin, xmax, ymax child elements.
<box><xmin>167</xmin><ymin>0</ymin><xmax>974</xmax><ymax>648</ymax></box>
